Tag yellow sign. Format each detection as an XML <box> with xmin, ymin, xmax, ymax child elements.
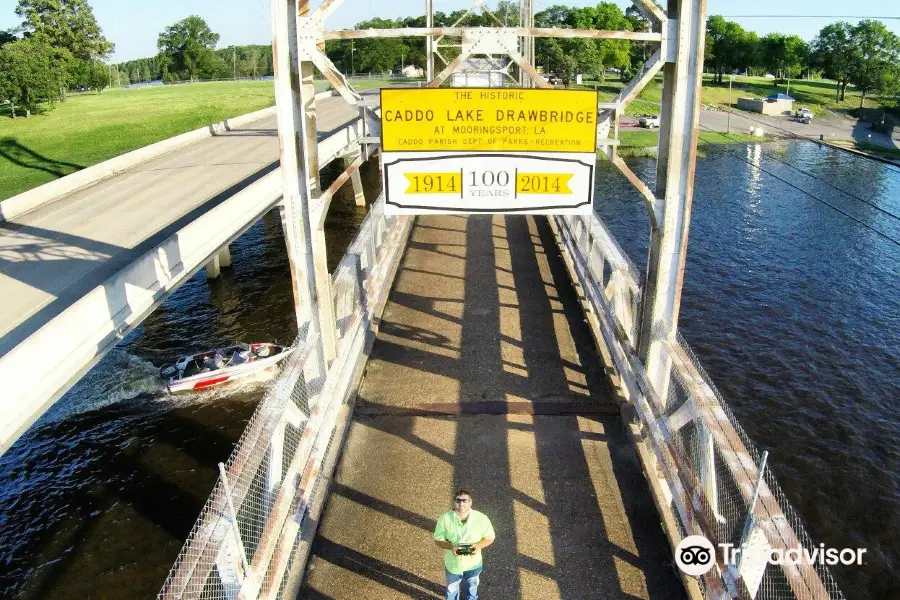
<box><xmin>380</xmin><ymin>88</ymin><xmax>599</xmax><ymax>153</ymax></box>
<box><xmin>404</xmin><ymin>172</ymin><xmax>461</xmax><ymax>194</ymax></box>
<box><xmin>516</xmin><ymin>173</ymin><xmax>573</xmax><ymax>195</ymax></box>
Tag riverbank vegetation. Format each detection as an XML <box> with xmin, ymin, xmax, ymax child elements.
<box><xmin>614</xmin><ymin>130</ymin><xmax>767</xmax><ymax>157</ymax></box>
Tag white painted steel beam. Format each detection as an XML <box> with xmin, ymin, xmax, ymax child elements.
<box><xmin>636</xmin><ymin>0</ymin><xmax>707</xmax><ymax>406</ymax></box>
<box><xmin>271</xmin><ymin>0</ymin><xmax>327</xmax><ymax>358</ymax></box>
<box><xmin>325</xmin><ymin>27</ymin><xmax>661</xmax><ymax>42</ymax></box>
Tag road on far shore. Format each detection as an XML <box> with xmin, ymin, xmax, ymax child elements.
<box><xmin>621</xmin><ymin>107</ymin><xmax>900</xmax><ymax>151</ymax></box>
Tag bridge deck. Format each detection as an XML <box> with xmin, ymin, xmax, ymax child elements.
<box><xmin>301</xmin><ymin>215</ymin><xmax>683</xmax><ymax>599</ymax></box>
<box><xmin>0</xmin><ymin>96</ymin><xmax>358</xmax><ymax>356</ymax></box>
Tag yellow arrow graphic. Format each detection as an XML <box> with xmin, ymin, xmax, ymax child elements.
<box><xmin>516</xmin><ymin>173</ymin><xmax>574</xmax><ymax>195</ymax></box>
<box><xmin>404</xmin><ymin>172</ymin><xmax>461</xmax><ymax>194</ymax></box>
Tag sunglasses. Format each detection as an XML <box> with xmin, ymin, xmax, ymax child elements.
<box><xmin>454</xmin><ymin>498</ymin><xmax>471</xmax><ymax>503</ymax></box>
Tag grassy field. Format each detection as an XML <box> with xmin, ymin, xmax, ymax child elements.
<box><xmin>583</xmin><ymin>75</ymin><xmax>886</xmax><ymax>117</ymax></box>
<box><xmin>0</xmin><ymin>81</ymin><xmax>276</xmax><ymax>201</ymax></box>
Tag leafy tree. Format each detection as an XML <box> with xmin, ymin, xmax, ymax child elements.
<box><xmin>535</xmin><ymin>3</ymin><xmax>632</xmax><ymax>80</ymax></box>
<box><xmin>157</xmin><ymin>15</ymin><xmax>220</xmax><ymax>82</ymax></box>
<box><xmin>326</xmin><ymin>18</ymin><xmax>409</xmax><ymax>74</ymax></box>
<box><xmin>545</xmin><ymin>39</ymin><xmax>576</xmax><ymax>87</ymax></box>
<box><xmin>85</xmin><ymin>60</ymin><xmax>109</xmax><ymax>92</ymax></box>
<box><xmin>849</xmin><ymin>20</ymin><xmax>900</xmax><ymax>107</ymax></box>
<box><xmin>140</xmin><ymin>63</ymin><xmax>152</xmax><ymax>82</ymax></box>
<box><xmin>623</xmin><ymin>5</ymin><xmax>652</xmax><ymax>80</ymax></box>
<box><xmin>15</xmin><ymin>0</ymin><xmax>113</xmax><ymax>59</ymax></box>
<box><xmin>15</xmin><ymin>0</ymin><xmax>113</xmax><ymax>100</ymax></box>
<box><xmin>0</xmin><ymin>36</ymin><xmax>58</xmax><ymax>116</ymax></box>
<box><xmin>704</xmin><ymin>16</ymin><xmax>760</xmax><ymax>82</ymax></box>
<box><xmin>495</xmin><ymin>1</ymin><xmax>520</xmax><ymax>26</ymax></box>
<box><xmin>760</xmin><ymin>33</ymin><xmax>808</xmax><ymax>80</ymax></box>
<box><xmin>117</xmin><ymin>68</ymin><xmax>130</xmax><ymax>86</ymax></box>
<box><xmin>0</xmin><ymin>29</ymin><xmax>16</xmax><ymax>49</ymax></box>
<box><xmin>811</xmin><ymin>22</ymin><xmax>854</xmax><ymax>101</ymax></box>
<box><xmin>877</xmin><ymin>62</ymin><xmax>900</xmax><ymax>108</ymax></box>
<box><xmin>573</xmin><ymin>4</ymin><xmax>631</xmax><ymax>73</ymax></box>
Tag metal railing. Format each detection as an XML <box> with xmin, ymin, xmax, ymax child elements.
<box><xmin>550</xmin><ymin>213</ymin><xmax>846</xmax><ymax>600</ymax></box>
<box><xmin>157</xmin><ymin>195</ymin><xmax>413</xmax><ymax>600</ymax></box>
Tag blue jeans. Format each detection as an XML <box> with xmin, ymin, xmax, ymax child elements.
<box><xmin>445</xmin><ymin>566</ymin><xmax>482</xmax><ymax>600</ymax></box>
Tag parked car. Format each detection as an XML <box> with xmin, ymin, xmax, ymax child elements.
<box><xmin>540</xmin><ymin>73</ymin><xmax>561</xmax><ymax>85</ymax></box>
<box><xmin>639</xmin><ymin>114</ymin><xmax>661</xmax><ymax>128</ymax></box>
<box><xmin>795</xmin><ymin>107</ymin><xmax>813</xmax><ymax>123</ymax></box>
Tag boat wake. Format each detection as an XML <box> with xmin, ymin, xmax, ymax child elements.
<box><xmin>154</xmin><ymin>365</ymin><xmax>281</xmax><ymax>409</ymax></box>
<box><xmin>38</xmin><ymin>347</ymin><xmax>282</xmax><ymax>430</ymax></box>
<box><xmin>42</xmin><ymin>349</ymin><xmax>166</xmax><ymax>424</ymax></box>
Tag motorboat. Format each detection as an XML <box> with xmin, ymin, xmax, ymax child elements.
<box><xmin>160</xmin><ymin>343</ymin><xmax>293</xmax><ymax>393</ymax></box>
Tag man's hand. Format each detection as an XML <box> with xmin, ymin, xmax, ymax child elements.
<box><xmin>435</xmin><ymin>540</ymin><xmax>455</xmax><ymax>551</ymax></box>
<box><xmin>472</xmin><ymin>537</ymin><xmax>494</xmax><ymax>551</ymax></box>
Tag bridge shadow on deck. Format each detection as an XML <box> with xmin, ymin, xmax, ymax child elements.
<box><xmin>301</xmin><ymin>215</ymin><xmax>684</xmax><ymax>600</ymax></box>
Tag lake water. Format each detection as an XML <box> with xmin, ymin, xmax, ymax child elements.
<box><xmin>0</xmin><ymin>143</ymin><xmax>897</xmax><ymax>599</ymax></box>
<box><xmin>595</xmin><ymin>141</ymin><xmax>899</xmax><ymax>600</ymax></box>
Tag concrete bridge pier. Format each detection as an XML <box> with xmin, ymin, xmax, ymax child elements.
<box><xmin>345</xmin><ymin>154</ymin><xmax>366</xmax><ymax>206</ymax></box>
<box><xmin>205</xmin><ymin>246</ymin><xmax>233</xmax><ymax>279</ymax></box>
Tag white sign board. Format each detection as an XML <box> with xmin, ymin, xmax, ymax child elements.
<box><xmin>380</xmin><ymin>88</ymin><xmax>599</xmax><ymax>215</ymax></box>
<box><xmin>383</xmin><ymin>152</ymin><xmax>595</xmax><ymax>214</ymax></box>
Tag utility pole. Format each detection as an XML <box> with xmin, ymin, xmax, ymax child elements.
<box><xmin>426</xmin><ymin>0</ymin><xmax>433</xmax><ymax>81</ymax></box>
<box><xmin>233</xmin><ymin>48</ymin><xmax>237</xmax><ymax>80</ymax></box>
<box><xmin>351</xmin><ymin>41</ymin><xmax>355</xmax><ymax>76</ymax></box>
<box><xmin>727</xmin><ymin>75</ymin><xmax>732</xmax><ymax>133</ymax></box>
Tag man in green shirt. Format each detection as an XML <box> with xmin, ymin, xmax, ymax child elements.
<box><xmin>433</xmin><ymin>489</ymin><xmax>495</xmax><ymax>600</ymax></box>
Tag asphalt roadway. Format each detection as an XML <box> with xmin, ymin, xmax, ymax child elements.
<box><xmin>301</xmin><ymin>215</ymin><xmax>685</xmax><ymax>599</ymax></box>
<box><xmin>0</xmin><ymin>95</ymin><xmax>360</xmax><ymax>357</ymax></box>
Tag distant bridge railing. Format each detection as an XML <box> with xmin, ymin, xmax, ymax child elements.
<box><xmin>551</xmin><ymin>214</ymin><xmax>846</xmax><ymax>600</ymax></box>
<box><xmin>157</xmin><ymin>196</ymin><xmax>413</xmax><ymax>600</ymax></box>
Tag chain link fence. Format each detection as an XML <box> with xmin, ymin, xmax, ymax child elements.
<box><xmin>157</xmin><ymin>197</ymin><xmax>412</xmax><ymax>600</ymax></box>
<box><xmin>552</xmin><ymin>212</ymin><xmax>846</xmax><ymax>600</ymax></box>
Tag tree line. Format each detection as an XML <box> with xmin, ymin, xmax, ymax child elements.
<box><xmin>115</xmin><ymin>44</ymin><xmax>274</xmax><ymax>85</ymax></box>
<box><xmin>705</xmin><ymin>15</ymin><xmax>900</xmax><ymax>105</ymax></box>
<box><xmin>0</xmin><ymin>0</ymin><xmax>114</xmax><ymax>117</ymax></box>
<box><xmin>3</xmin><ymin>1</ymin><xmax>898</xmax><ymax>119</ymax></box>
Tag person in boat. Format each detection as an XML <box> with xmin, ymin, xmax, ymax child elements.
<box><xmin>202</xmin><ymin>353</ymin><xmax>226</xmax><ymax>371</ymax></box>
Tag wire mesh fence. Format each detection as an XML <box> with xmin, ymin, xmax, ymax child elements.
<box><xmin>157</xmin><ymin>197</ymin><xmax>412</xmax><ymax>600</ymax></box>
<box><xmin>553</xmin><ymin>212</ymin><xmax>846</xmax><ymax>600</ymax></box>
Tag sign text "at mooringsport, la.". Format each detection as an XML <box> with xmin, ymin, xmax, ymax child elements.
<box><xmin>380</xmin><ymin>88</ymin><xmax>599</xmax><ymax>215</ymax></box>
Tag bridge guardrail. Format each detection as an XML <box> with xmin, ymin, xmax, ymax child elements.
<box><xmin>157</xmin><ymin>195</ymin><xmax>413</xmax><ymax>600</ymax></box>
<box><xmin>551</xmin><ymin>213</ymin><xmax>846</xmax><ymax>600</ymax></box>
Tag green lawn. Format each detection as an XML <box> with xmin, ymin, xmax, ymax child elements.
<box><xmin>580</xmin><ymin>75</ymin><xmax>885</xmax><ymax>117</ymax></box>
<box><xmin>0</xmin><ymin>81</ymin><xmax>276</xmax><ymax>201</ymax></box>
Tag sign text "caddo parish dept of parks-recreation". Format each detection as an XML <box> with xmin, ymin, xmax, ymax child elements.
<box><xmin>380</xmin><ymin>88</ymin><xmax>598</xmax><ymax>153</ymax></box>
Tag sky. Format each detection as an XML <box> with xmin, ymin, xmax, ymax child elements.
<box><xmin>0</xmin><ymin>0</ymin><xmax>898</xmax><ymax>63</ymax></box>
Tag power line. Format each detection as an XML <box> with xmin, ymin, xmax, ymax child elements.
<box><xmin>701</xmin><ymin>127</ymin><xmax>900</xmax><ymax>220</ymax></box>
<box><xmin>698</xmin><ymin>124</ymin><xmax>900</xmax><ymax>248</ymax></box>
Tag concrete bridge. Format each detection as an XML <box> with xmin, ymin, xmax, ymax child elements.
<box><xmin>0</xmin><ymin>1</ymin><xmax>849</xmax><ymax>600</ymax></box>
<box><xmin>0</xmin><ymin>94</ymin><xmax>370</xmax><ymax>455</ymax></box>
